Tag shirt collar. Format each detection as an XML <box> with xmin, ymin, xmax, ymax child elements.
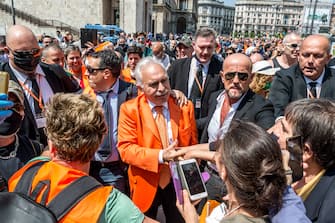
<box><xmin>303</xmin><ymin>69</ymin><xmax>325</xmax><ymax>85</ymax></box>
<box><xmin>148</xmin><ymin>99</ymin><xmax>168</xmax><ymax>112</ymax></box>
<box><xmin>9</xmin><ymin>63</ymin><xmax>45</xmax><ymax>83</ymax></box>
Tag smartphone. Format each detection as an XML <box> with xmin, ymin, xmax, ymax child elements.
<box><xmin>80</xmin><ymin>28</ymin><xmax>98</xmax><ymax>48</ymax></box>
<box><xmin>169</xmin><ymin>161</ymin><xmax>183</xmax><ymax>204</ymax></box>
<box><xmin>178</xmin><ymin>159</ymin><xmax>208</xmax><ymax>201</ymax></box>
<box><xmin>0</xmin><ymin>72</ymin><xmax>9</xmax><ymax>94</ymax></box>
<box><xmin>286</xmin><ymin>135</ymin><xmax>303</xmax><ymax>182</ymax></box>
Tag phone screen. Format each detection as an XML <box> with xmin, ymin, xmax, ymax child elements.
<box><xmin>80</xmin><ymin>28</ymin><xmax>98</xmax><ymax>48</ymax></box>
<box><xmin>286</xmin><ymin>135</ymin><xmax>303</xmax><ymax>182</ymax></box>
<box><xmin>180</xmin><ymin>162</ymin><xmax>206</xmax><ymax>195</ymax></box>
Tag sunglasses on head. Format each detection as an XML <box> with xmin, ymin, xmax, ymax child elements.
<box><xmin>286</xmin><ymin>43</ymin><xmax>300</xmax><ymax>49</ymax></box>
<box><xmin>224</xmin><ymin>72</ymin><xmax>249</xmax><ymax>81</ymax></box>
<box><xmin>8</xmin><ymin>47</ymin><xmax>40</xmax><ymax>57</ymax></box>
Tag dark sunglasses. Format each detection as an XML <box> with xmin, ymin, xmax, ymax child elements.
<box><xmin>8</xmin><ymin>47</ymin><xmax>40</xmax><ymax>57</ymax></box>
<box><xmin>224</xmin><ymin>72</ymin><xmax>249</xmax><ymax>81</ymax></box>
<box><xmin>86</xmin><ymin>67</ymin><xmax>108</xmax><ymax>74</ymax></box>
<box><xmin>286</xmin><ymin>43</ymin><xmax>300</xmax><ymax>49</ymax></box>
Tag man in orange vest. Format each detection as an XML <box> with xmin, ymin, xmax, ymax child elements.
<box><xmin>8</xmin><ymin>93</ymin><xmax>157</xmax><ymax>223</ymax></box>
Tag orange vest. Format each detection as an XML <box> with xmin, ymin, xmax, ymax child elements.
<box><xmin>9</xmin><ymin>160</ymin><xmax>113</xmax><ymax>223</ymax></box>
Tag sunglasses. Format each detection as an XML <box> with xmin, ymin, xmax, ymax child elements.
<box><xmin>86</xmin><ymin>67</ymin><xmax>108</xmax><ymax>74</ymax></box>
<box><xmin>286</xmin><ymin>43</ymin><xmax>300</xmax><ymax>49</ymax></box>
<box><xmin>8</xmin><ymin>47</ymin><xmax>40</xmax><ymax>57</ymax></box>
<box><xmin>224</xmin><ymin>72</ymin><xmax>249</xmax><ymax>81</ymax></box>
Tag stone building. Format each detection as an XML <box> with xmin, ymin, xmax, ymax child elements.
<box><xmin>234</xmin><ymin>0</ymin><xmax>304</xmax><ymax>37</ymax></box>
<box><xmin>0</xmin><ymin>0</ymin><xmax>152</xmax><ymax>36</ymax></box>
<box><xmin>152</xmin><ymin>0</ymin><xmax>198</xmax><ymax>35</ymax></box>
<box><xmin>197</xmin><ymin>0</ymin><xmax>234</xmax><ymax>35</ymax></box>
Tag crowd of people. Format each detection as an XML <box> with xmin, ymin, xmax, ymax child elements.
<box><xmin>0</xmin><ymin>24</ymin><xmax>335</xmax><ymax>223</ymax></box>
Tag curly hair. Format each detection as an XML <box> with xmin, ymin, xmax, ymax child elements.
<box><xmin>249</xmin><ymin>73</ymin><xmax>273</xmax><ymax>98</ymax></box>
<box><xmin>45</xmin><ymin>93</ymin><xmax>107</xmax><ymax>163</ymax></box>
<box><xmin>220</xmin><ymin>120</ymin><xmax>286</xmax><ymax>216</ymax></box>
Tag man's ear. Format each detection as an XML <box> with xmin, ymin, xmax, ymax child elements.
<box><xmin>303</xmin><ymin>142</ymin><xmax>314</xmax><ymax>162</ymax></box>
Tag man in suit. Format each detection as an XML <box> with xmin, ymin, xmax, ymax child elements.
<box><xmin>201</xmin><ymin>53</ymin><xmax>275</xmax><ymax>144</ymax></box>
<box><xmin>86</xmin><ymin>49</ymin><xmax>136</xmax><ymax>194</ymax></box>
<box><xmin>195</xmin><ymin>53</ymin><xmax>274</xmax><ymax>209</ymax></box>
<box><xmin>2</xmin><ymin>25</ymin><xmax>80</xmax><ymax>146</ymax></box>
<box><xmin>278</xmin><ymin>99</ymin><xmax>335</xmax><ymax>223</ymax></box>
<box><xmin>168</xmin><ymin>27</ymin><xmax>223</xmax><ymax>136</ymax></box>
<box><xmin>118</xmin><ymin>57</ymin><xmax>198</xmax><ymax>222</ymax></box>
<box><xmin>269</xmin><ymin>34</ymin><xmax>335</xmax><ymax>119</ymax></box>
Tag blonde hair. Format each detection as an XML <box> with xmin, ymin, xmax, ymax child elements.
<box><xmin>45</xmin><ymin>93</ymin><xmax>107</xmax><ymax>163</ymax></box>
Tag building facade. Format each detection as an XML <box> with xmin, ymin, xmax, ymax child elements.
<box><xmin>234</xmin><ymin>0</ymin><xmax>304</xmax><ymax>37</ymax></box>
<box><xmin>302</xmin><ymin>0</ymin><xmax>332</xmax><ymax>34</ymax></box>
<box><xmin>197</xmin><ymin>0</ymin><xmax>234</xmax><ymax>35</ymax></box>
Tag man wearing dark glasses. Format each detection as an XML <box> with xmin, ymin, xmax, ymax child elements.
<box><xmin>0</xmin><ymin>25</ymin><xmax>80</xmax><ymax>146</ymax></box>
<box><xmin>200</xmin><ymin>53</ymin><xmax>275</xmax><ymax>143</ymax></box>
<box><xmin>269</xmin><ymin>32</ymin><xmax>302</xmax><ymax>70</ymax></box>
<box><xmin>196</xmin><ymin>54</ymin><xmax>275</xmax><ymax>210</ymax></box>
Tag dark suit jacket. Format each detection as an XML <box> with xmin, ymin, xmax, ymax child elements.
<box><xmin>304</xmin><ymin>167</ymin><xmax>335</xmax><ymax>223</ymax></box>
<box><xmin>269</xmin><ymin>64</ymin><xmax>335</xmax><ymax>118</ymax></box>
<box><xmin>200</xmin><ymin>89</ymin><xmax>275</xmax><ymax>143</ymax></box>
<box><xmin>1</xmin><ymin>62</ymin><xmax>81</xmax><ymax>144</ymax></box>
<box><xmin>168</xmin><ymin>56</ymin><xmax>223</xmax><ymax>131</ymax></box>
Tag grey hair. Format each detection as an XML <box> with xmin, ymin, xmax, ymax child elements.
<box><xmin>134</xmin><ymin>57</ymin><xmax>166</xmax><ymax>87</ymax></box>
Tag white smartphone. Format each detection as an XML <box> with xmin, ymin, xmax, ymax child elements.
<box><xmin>178</xmin><ymin>158</ymin><xmax>208</xmax><ymax>201</ymax></box>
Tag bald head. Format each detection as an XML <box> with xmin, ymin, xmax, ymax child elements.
<box><xmin>223</xmin><ymin>53</ymin><xmax>252</xmax><ymax>72</ymax></box>
<box><xmin>6</xmin><ymin>25</ymin><xmax>40</xmax><ymax>74</ymax></box>
<box><xmin>301</xmin><ymin>34</ymin><xmax>330</xmax><ymax>53</ymax></box>
<box><xmin>250</xmin><ymin>53</ymin><xmax>264</xmax><ymax>64</ymax></box>
<box><xmin>6</xmin><ymin>25</ymin><xmax>38</xmax><ymax>50</ymax></box>
<box><xmin>152</xmin><ymin>42</ymin><xmax>164</xmax><ymax>59</ymax></box>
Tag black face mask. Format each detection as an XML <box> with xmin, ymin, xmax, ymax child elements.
<box><xmin>0</xmin><ymin>110</ymin><xmax>23</xmax><ymax>137</ymax></box>
<box><xmin>13</xmin><ymin>52</ymin><xmax>40</xmax><ymax>72</ymax></box>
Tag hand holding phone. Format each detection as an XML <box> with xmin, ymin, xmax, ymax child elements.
<box><xmin>286</xmin><ymin>135</ymin><xmax>303</xmax><ymax>182</ymax></box>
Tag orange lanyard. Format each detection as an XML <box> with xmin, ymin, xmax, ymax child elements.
<box><xmin>19</xmin><ymin>76</ymin><xmax>44</xmax><ymax>110</ymax></box>
<box><xmin>194</xmin><ymin>68</ymin><xmax>205</xmax><ymax>95</ymax></box>
<box><xmin>307</xmin><ymin>88</ymin><xmax>318</xmax><ymax>99</ymax></box>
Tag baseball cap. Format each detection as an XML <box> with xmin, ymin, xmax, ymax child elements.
<box><xmin>8</xmin><ymin>80</ymin><xmax>24</xmax><ymax>109</ymax></box>
<box><xmin>252</xmin><ymin>61</ymin><xmax>280</xmax><ymax>76</ymax></box>
<box><xmin>177</xmin><ymin>36</ymin><xmax>192</xmax><ymax>48</ymax></box>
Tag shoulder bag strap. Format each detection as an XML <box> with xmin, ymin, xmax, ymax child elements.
<box><xmin>47</xmin><ymin>175</ymin><xmax>102</xmax><ymax>221</ymax></box>
<box><xmin>14</xmin><ymin>161</ymin><xmax>48</xmax><ymax>194</ymax></box>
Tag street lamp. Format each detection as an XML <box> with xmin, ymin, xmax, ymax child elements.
<box><xmin>11</xmin><ymin>0</ymin><xmax>15</xmax><ymax>25</ymax></box>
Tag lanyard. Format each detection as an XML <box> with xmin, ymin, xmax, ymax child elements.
<box><xmin>19</xmin><ymin>75</ymin><xmax>44</xmax><ymax>110</ymax></box>
<box><xmin>193</xmin><ymin>67</ymin><xmax>205</xmax><ymax>95</ymax></box>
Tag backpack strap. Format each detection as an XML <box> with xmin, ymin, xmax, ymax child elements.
<box><xmin>47</xmin><ymin>175</ymin><xmax>102</xmax><ymax>221</ymax></box>
<box><xmin>14</xmin><ymin>161</ymin><xmax>49</xmax><ymax>194</ymax></box>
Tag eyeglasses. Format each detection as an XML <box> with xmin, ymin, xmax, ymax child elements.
<box><xmin>224</xmin><ymin>72</ymin><xmax>249</xmax><ymax>81</ymax></box>
<box><xmin>8</xmin><ymin>47</ymin><xmax>40</xmax><ymax>57</ymax></box>
<box><xmin>86</xmin><ymin>67</ymin><xmax>108</xmax><ymax>74</ymax></box>
<box><xmin>286</xmin><ymin>43</ymin><xmax>300</xmax><ymax>49</ymax></box>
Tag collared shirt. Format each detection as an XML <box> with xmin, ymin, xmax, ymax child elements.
<box><xmin>10</xmin><ymin>63</ymin><xmax>54</xmax><ymax>116</ymax></box>
<box><xmin>147</xmin><ymin>100</ymin><xmax>173</xmax><ymax>164</ymax></box>
<box><xmin>187</xmin><ymin>57</ymin><xmax>210</xmax><ymax>98</ymax></box>
<box><xmin>303</xmin><ymin>69</ymin><xmax>325</xmax><ymax>99</ymax></box>
<box><xmin>207</xmin><ymin>91</ymin><xmax>246</xmax><ymax>143</ymax></box>
<box><xmin>94</xmin><ymin>79</ymin><xmax>119</xmax><ymax>162</ymax></box>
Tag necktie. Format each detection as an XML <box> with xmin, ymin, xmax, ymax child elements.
<box><xmin>190</xmin><ymin>64</ymin><xmax>203</xmax><ymax>119</ymax></box>
<box><xmin>99</xmin><ymin>91</ymin><xmax>113</xmax><ymax>160</ymax></box>
<box><xmin>29</xmin><ymin>75</ymin><xmax>42</xmax><ymax>115</ymax></box>
<box><xmin>220</xmin><ymin>93</ymin><xmax>231</xmax><ymax>126</ymax></box>
<box><xmin>154</xmin><ymin>106</ymin><xmax>170</xmax><ymax>188</ymax></box>
<box><xmin>309</xmin><ymin>82</ymin><xmax>317</xmax><ymax>98</ymax></box>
